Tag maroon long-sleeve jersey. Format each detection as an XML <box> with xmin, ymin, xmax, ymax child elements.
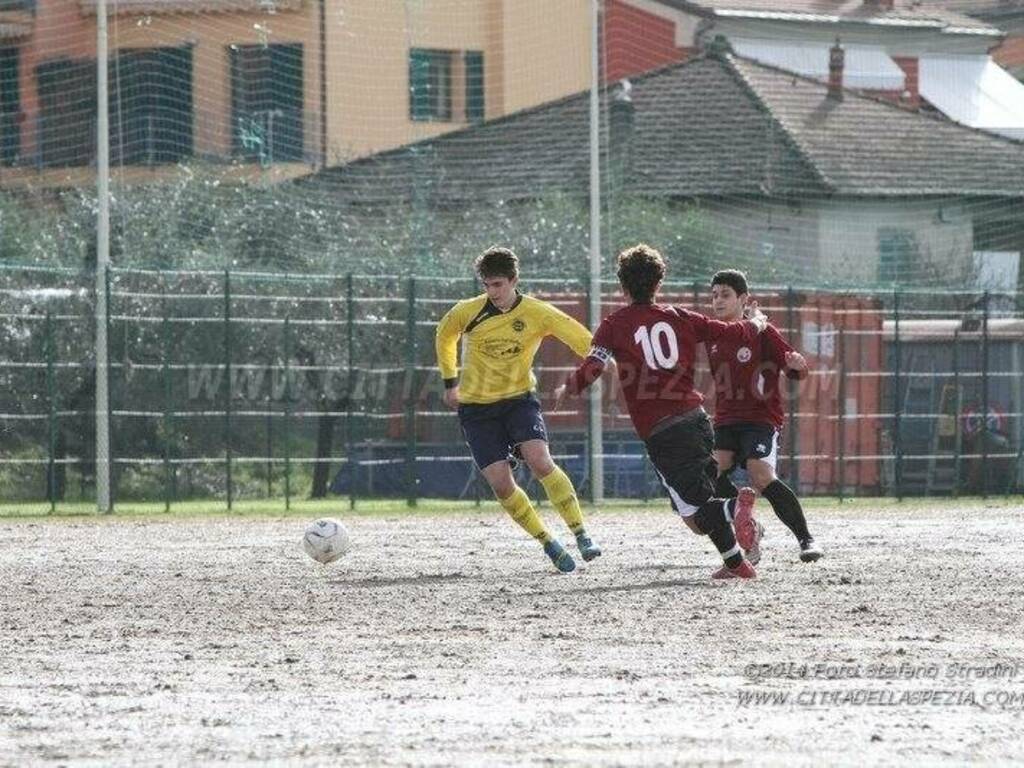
<box><xmin>565</xmin><ymin>303</ymin><xmax>760</xmax><ymax>439</ymax></box>
<box><xmin>707</xmin><ymin>324</ymin><xmax>806</xmax><ymax>429</ymax></box>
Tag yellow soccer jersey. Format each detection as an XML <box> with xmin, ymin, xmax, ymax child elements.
<box><xmin>435</xmin><ymin>293</ymin><xmax>592</xmax><ymax>405</ymax></box>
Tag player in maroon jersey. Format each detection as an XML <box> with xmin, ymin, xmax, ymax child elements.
<box><xmin>708</xmin><ymin>269</ymin><xmax>822</xmax><ymax>563</ymax></box>
<box><xmin>555</xmin><ymin>244</ymin><xmax>766</xmax><ymax>579</ymax></box>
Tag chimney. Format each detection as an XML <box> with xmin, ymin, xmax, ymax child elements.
<box><xmin>707</xmin><ymin>34</ymin><xmax>733</xmax><ymax>59</ymax></box>
<box><xmin>893</xmin><ymin>56</ymin><xmax>920</xmax><ymax>108</ymax></box>
<box><xmin>610</xmin><ymin>79</ymin><xmax>634</xmax><ymax>143</ymax></box>
<box><xmin>828</xmin><ymin>39</ymin><xmax>845</xmax><ymax>100</ymax></box>
<box><xmin>610</xmin><ymin>79</ymin><xmax>634</xmax><ymax>185</ymax></box>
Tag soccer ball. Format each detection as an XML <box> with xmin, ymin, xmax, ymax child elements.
<box><xmin>302</xmin><ymin>518</ymin><xmax>351</xmax><ymax>564</ymax></box>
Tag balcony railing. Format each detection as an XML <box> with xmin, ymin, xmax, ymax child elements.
<box><xmin>77</xmin><ymin>0</ymin><xmax>301</xmax><ymax>15</ymax></box>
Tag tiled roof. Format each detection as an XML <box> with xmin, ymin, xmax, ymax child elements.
<box><xmin>658</xmin><ymin>0</ymin><xmax>1001</xmax><ymax>33</ymax></box>
<box><xmin>914</xmin><ymin>1</ymin><xmax>1024</xmax><ymax>19</ymax></box>
<box><xmin>305</xmin><ymin>52</ymin><xmax>1024</xmax><ymax>205</ymax></box>
<box><xmin>728</xmin><ymin>55</ymin><xmax>1024</xmax><ymax>195</ymax></box>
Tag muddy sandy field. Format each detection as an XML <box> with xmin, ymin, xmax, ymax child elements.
<box><xmin>2</xmin><ymin>503</ymin><xmax>1024</xmax><ymax>766</ymax></box>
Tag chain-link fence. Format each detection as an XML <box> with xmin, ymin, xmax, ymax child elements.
<box><xmin>3</xmin><ymin>263</ymin><xmax>1022</xmax><ymax>510</ymax></box>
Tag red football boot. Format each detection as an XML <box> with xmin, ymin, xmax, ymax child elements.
<box><xmin>732</xmin><ymin>486</ymin><xmax>758</xmax><ymax>552</ymax></box>
<box><xmin>712</xmin><ymin>559</ymin><xmax>757</xmax><ymax>580</ymax></box>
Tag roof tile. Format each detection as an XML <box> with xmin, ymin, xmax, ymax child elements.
<box><xmin>306</xmin><ymin>53</ymin><xmax>1024</xmax><ymax>204</ymax></box>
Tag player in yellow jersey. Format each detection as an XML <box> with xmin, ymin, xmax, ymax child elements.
<box><xmin>436</xmin><ymin>247</ymin><xmax>603</xmax><ymax>573</ymax></box>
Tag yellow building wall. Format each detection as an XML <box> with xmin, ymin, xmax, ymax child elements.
<box><xmin>497</xmin><ymin>0</ymin><xmax>590</xmax><ymax>115</ymax></box>
<box><xmin>324</xmin><ymin>0</ymin><xmax>593</xmax><ymax>163</ymax></box>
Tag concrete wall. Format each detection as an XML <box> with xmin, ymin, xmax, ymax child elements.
<box><xmin>816</xmin><ymin>198</ymin><xmax>975</xmax><ymax>285</ymax></box>
<box><xmin>702</xmin><ymin>196</ymin><xmax>823</xmax><ymax>280</ymax></box>
<box><xmin>701</xmin><ymin>196</ymin><xmax>982</xmax><ymax>288</ymax></box>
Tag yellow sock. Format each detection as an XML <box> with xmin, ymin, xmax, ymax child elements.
<box><xmin>539</xmin><ymin>465</ymin><xmax>585</xmax><ymax>534</ymax></box>
<box><xmin>499</xmin><ymin>487</ymin><xmax>552</xmax><ymax>544</ymax></box>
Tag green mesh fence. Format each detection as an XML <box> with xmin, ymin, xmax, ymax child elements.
<box><xmin>2</xmin><ymin>263</ymin><xmax>1023</xmax><ymax>509</ymax></box>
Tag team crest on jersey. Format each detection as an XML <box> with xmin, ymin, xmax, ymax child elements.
<box><xmin>512</xmin><ymin>319</ymin><xmax>525</xmax><ymax>332</ymax></box>
<box><xmin>737</xmin><ymin>346</ymin><xmax>752</xmax><ymax>363</ymax></box>
<box><xmin>480</xmin><ymin>338</ymin><xmax>523</xmax><ymax>360</ymax></box>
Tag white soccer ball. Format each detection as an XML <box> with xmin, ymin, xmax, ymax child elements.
<box><xmin>302</xmin><ymin>518</ymin><xmax>351</xmax><ymax>564</ymax></box>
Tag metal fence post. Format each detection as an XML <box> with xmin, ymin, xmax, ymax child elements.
<box><xmin>346</xmin><ymin>274</ymin><xmax>356</xmax><ymax>510</ymax></box>
<box><xmin>641</xmin><ymin>455</ymin><xmax>650</xmax><ymax>504</ymax></box>
<box><xmin>981</xmin><ymin>290</ymin><xmax>990</xmax><ymax>499</ymax></box>
<box><xmin>405</xmin><ymin>277</ymin><xmax>418</xmax><ymax>508</ymax></box>
<box><xmin>284</xmin><ymin>315</ymin><xmax>292</xmax><ymax>511</ymax></box>
<box><xmin>105</xmin><ymin>267</ymin><xmax>114</xmax><ymax>513</ymax></box>
<box><xmin>952</xmin><ymin>329</ymin><xmax>962</xmax><ymax>498</ymax></box>
<box><xmin>222</xmin><ymin>270</ymin><xmax>234</xmax><ymax>509</ymax></box>
<box><xmin>893</xmin><ymin>289</ymin><xmax>902</xmax><ymax>501</ymax></box>
<box><xmin>837</xmin><ymin>326</ymin><xmax>846</xmax><ymax>502</ymax></box>
<box><xmin>583</xmin><ymin>278</ymin><xmax>593</xmax><ymax>500</ymax></box>
<box><xmin>45</xmin><ymin>311</ymin><xmax>56</xmax><ymax>513</ymax></box>
<box><xmin>265</xmin><ymin>396</ymin><xmax>273</xmax><ymax>498</ymax></box>
<box><xmin>786</xmin><ymin>286</ymin><xmax>798</xmax><ymax>490</ymax></box>
<box><xmin>162</xmin><ymin>310</ymin><xmax>173</xmax><ymax>513</ymax></box>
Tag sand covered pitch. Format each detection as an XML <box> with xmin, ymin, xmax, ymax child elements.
<box><xmin>2</xmin><ymin>502</ymin><xmax>1023</xmax><ymax>766</ymax></box>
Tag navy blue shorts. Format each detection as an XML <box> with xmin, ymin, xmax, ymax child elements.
<box><xmin>458</xmin><ymin>393</ymin><xmax>548</xmax><ymax>470</ymax></box>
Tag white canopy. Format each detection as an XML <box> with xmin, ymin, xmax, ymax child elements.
<box><xmin>920</xmin><ymin>55</ymin><xmax>1024</xmax><ymax>141</ymax></box>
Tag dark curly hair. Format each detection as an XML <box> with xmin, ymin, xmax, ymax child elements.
<box><xmin>711</xmin><ymin>269</ymin><xmax>749</xmax><ymax>296</ymax></box>
<box><xmin>474</xmin><ymin>247</ymin><xmax>519</xmax><ymax>280</ymax></box>
<box><xmin>617</xmin><ymin>244</ymin><xmax>666</xmax><ymax>303</ymax></box>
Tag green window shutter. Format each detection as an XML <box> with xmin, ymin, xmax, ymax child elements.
<box><xmin>878</xmin><ymin>230</ymin><xmax>917</xmax><ymax>285</ymax></box>
<box><xmin>410</xmin><ymin>49</ymin><xmax>431</xmax><ymax>121</ymax></box>
<box><xmin>464</xmin><ymin>51</ymin><xmax>483</xmax><ymax>123</ymax></box>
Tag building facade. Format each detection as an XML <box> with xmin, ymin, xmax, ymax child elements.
<box><xmin>0</xmin><ymin>0</ymin><xmax>598</xmax><ymax>187</ymax></box>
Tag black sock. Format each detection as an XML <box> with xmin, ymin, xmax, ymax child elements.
<box><xmin>714</xmin><ymin>472</ymin><xmax>738</xmax><ymax>500</ymax></box>
<box><xmin>762</xmin><ymin>479</ymin><xmax>811</xmax><ymax>542</ymax></box>
<box><xmin>693</xmin><ymin>499</ymin><xmax>743</xmax><ymax>568</ymax></box>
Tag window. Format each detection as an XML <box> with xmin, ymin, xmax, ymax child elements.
<box><xmin>410</xmin><ymin>48</ymin><xmax>453</xmax><ymax>122</ymax></box>
<box><xmin>36</xmin><ymin>48</ymin><xmax>194</xmax><ymax>168</ymax></box>
<box><xmin>877</xmin><ymin>229</ymin><xmax>918</xmax><ymax>285</ymax></box>
<box><xmin>0</xmin><ymin>47</ymin><xmax>18</xmax><ymax>166</ymax></box>
<box><xmin>36</xmin><ymin>57</ymin><xmax>95</xmax><ymax>167</ymax></box>
<box><xmin>229</xmin><ymin>43</ymin><xmax>304</xmax><ymax>163</ymax></box>
<box><xmin>464</xmin><ymin>51</ymin><xmax>484</xmax><ymax>123</ymax></box>
<box><xmin>110</xmin><ymin>46</ymin><xmax>193</xmax><ymax>165</ymax></box>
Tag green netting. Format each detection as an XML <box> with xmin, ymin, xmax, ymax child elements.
<box><xmin>2</xmin><ymin>264</ymin><xmax>1022</xmax><ymax>507</ymax></box>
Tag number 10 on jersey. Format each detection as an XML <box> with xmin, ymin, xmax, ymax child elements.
<box><xmin>634</xmin><ymin>322</ymin><xmax>679</xmax><ymax>370</ymax></box>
